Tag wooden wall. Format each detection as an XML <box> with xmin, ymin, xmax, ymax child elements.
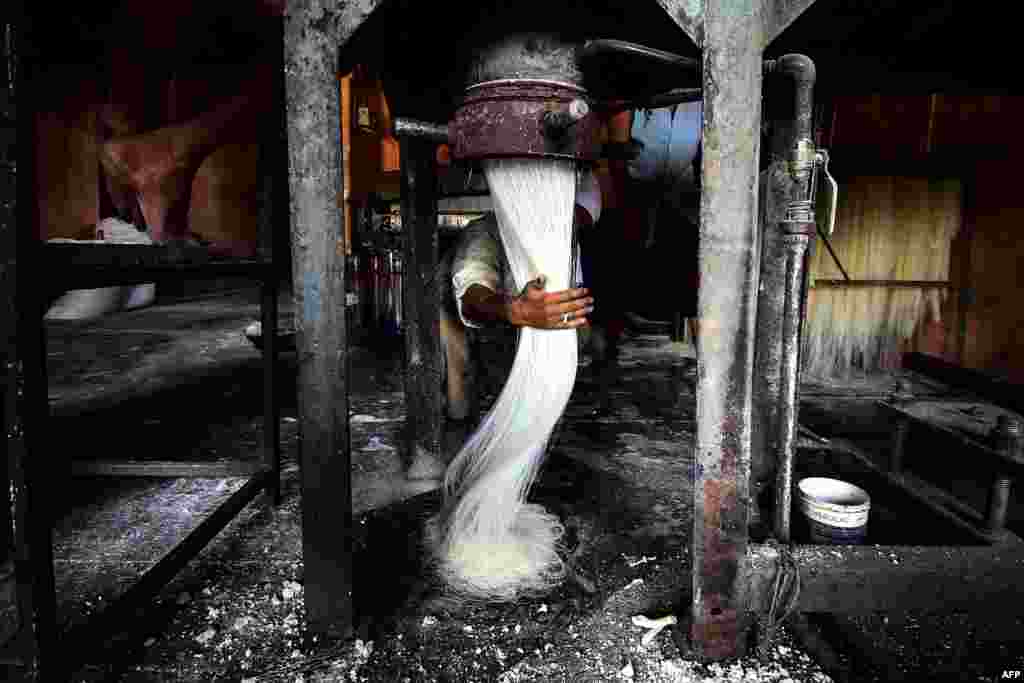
<box><xmin>35</xmin><ymin>62</ymin><xmax>267</xmax><ymax>258</ymax></box>
<box><xmin>826</xmin><ymin>94</ymin><xmax>1024</xmax><ymax>380</ymax></box>
<box><xmin>35</xmin><ymin>67</ymin><xmax>100</xmax><ymax>240</ymax></box>
<box><xmin>33</xmin><ymin>2</ymin><xmax>281</xmax><ymax>258</ymax></box>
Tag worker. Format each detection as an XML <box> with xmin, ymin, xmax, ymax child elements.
<box><xmin>439</xmin><ymin>168</ymin><xmax>602</xmax><ymax>421</ymax></box>
<box><xmin>589</xmin><ymin>105</ymin><xmax>701</xmax><ymax>358</ymax></box>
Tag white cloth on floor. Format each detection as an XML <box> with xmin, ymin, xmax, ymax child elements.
<box><xmin>45</xmin><ymin>218</ymin><xmax>156</xmax><ymax>321</ymax></box>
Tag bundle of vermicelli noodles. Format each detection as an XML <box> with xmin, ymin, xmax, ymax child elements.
<box><xmin>427</xmin><ymin>157</ymin><xmax>578</xmax><ymax>601</ymax></box>
<box><xmin>802</xmin><ymin>175</ymin><xmax>960</xmax><ymax>377</ymax></box>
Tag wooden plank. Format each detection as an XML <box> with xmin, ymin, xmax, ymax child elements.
<box><xmin>68</xmin><ymin>461</ymin><xmax>266</xmax><ymax>479</ymax></box>
<box><xmin>283</xmin><ymin>5</ymin><xmax>353</xmax><ymax>640</ymax></box>
<box><xmin>812</xmin><ymin>279</ymin><xmax>953</xmax><ymax>289</ymax></box>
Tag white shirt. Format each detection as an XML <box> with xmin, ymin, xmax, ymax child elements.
<box><xmin>442</xmin><ymin>213</ymin><xmax>584</xmax><ymax>329</ymax></box>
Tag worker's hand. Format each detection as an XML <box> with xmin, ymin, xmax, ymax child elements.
<box><xmin>509</xmin><ymin>275</ymin><xmax>594</xmax><ymax>330</ymax></box>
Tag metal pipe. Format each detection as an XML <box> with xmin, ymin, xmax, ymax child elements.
<box><xmin>762</xmin><ymin>54</ymin><xmax>818</xmax><ymax>546</ymax></box>
<box><xmin>772</xmin><ymin>54</ymin><xmax>816</xmax><ymax>182</ymax></box>
<box><xmin>986</xmin><ymin>416</ymin><xmax>1019</xmax><ymax>534</ymax></box>
<box><xmin>393</xmin><ymin>117</ymin><xmax>451</xmax><ymax>144</ymax></box>
<box><xmin>889</xmin><ymin>419</ymin><xmax>911</xmax><ymax>473</ymax></box>
<box><xmin>774</xmin><ymin>231</ymin><xmax>811</xmax><ymax>543</ymax></box>
<box><xmin>888</xmin><ymin>380</ymin><xmax>914</xmax><ymax>473</ymax></box>
<box><xmin>596</xmin><ymin>87</ymin><xmax>702</xmax><ymax>114</ymax></box>
<box><xmin>578</xmin><ymin>39</ymin><xmax>700</xmax><ymax>75</ymax></box>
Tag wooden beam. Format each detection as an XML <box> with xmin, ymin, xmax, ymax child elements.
<box><xmin>284</xmin><ymin>3</ymin><xmax>353</xmax><ymax>640</ymax></box>
<box><xmin>812</xmin><ymin>280</ymin><xmax>954</xmax><ymax>289</ymax></box>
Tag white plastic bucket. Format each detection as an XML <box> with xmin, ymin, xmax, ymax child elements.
<box><xmin>797</xmin><ymin>477</ymin><xmax>871</xmax><ymax>544</ymax></box>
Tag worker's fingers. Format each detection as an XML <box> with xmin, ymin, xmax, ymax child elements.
<box><xmin>542</xmin><ymin>287</ymin><xmax>589</xmax><ymax>304</ymax></box>
<box><xmin>545</xmin><ymin>307</ymin><xmax>593</xmax><ymax>328</ymax></box>
<box><xmin>551</xmin><ymin>316</ymin><xmax>588</xmax><ymax>329</ymax></box>
<box><xmin>545</xmin><ymin>298</ymin><xmax>593</xmax><ymax>319</ymax></box>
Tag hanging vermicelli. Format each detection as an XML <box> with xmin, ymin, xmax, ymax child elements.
<box><xmin>427</xmin><ymin>157</ymin><xmax>578</xmax><ymax>601</ymax></box>
<box><xmin>803</xmin><ymin>175</ymin><xmax>961</xmax><ymax>378</ymax></box>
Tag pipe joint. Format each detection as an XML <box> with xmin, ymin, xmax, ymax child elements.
<box><xmin>393</xmin><ymin>117</ymin><xmax>451</xmax><ymax>145</ymax></box>
<box><xmin>773</xmin><ymin>54</ymin><xmax>817</xmax><ymax>86</ymax></box>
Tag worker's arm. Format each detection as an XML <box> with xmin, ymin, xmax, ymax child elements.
<box><xmin>461</xmin><ymin>276</ymin><xmax>593</xmax><ymax>330</ymax></box>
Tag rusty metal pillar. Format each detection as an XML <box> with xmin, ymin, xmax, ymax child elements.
<box><xmin>283</xmin><ymin>1</ymin><xmax>353</xmax><ymax>639</ymax></box>
<box><xmin>691</xmin><ymin>1</ymin><xmax>765</xmax><ymax>661</ymax></box>
<box><xmin>399</xmin><ymin>137</ymin><xmax>442</xmax><ymax>470</ymax></box>
<box><xmin>689</xmin><ymin>0</ymin><xmax>820</xmax><ymax>660</ymax></box>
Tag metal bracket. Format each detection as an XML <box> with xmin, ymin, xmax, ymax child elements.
<box><xmin>814</xmin><ymin>149</ymin><xmax>838</xmax><ymax>236</ymax></box>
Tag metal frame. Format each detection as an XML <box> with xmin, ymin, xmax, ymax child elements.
<box><xmin>283</xmin><ymin>0</ymin><xmax>1024</xmax><ymax>665</ymax></box>
<box><xmin>3</xmin><ymin>17</ymin><xmax>284</xmax><ymax>680</ymax></box>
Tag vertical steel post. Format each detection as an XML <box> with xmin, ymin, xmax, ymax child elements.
<box><xmin>259</xmin><ymin>14</ymin><xmax>285</xmax><ymax>507</ymax></box>
<box><xmin>261</xmin><ymin>274</ymin><xmax>281</xmax><ymax>505</ymax></box>
<box><xmin>1</xmin><ymin>19</ymin><xmax>17</xmax><ymax>569</ymax></box>
<box><xmin>399</xmin><ymin>136</ymin><xmax>442</xmax><ymax>470</ymax></box>
<box><xmin>888</xmin><ymin>380</ymin><xmax>914</xmax><ymax>474</ymax></box>
<box><xmin>283</xmin><ymin>1</ymin><xmax>353</xmax><ymax>639</ymax></box>
<box><xmin>691</xmin><ymin>1</ymin><xmax>765</xmax><ymax>661</ymax></box>
<box><xmin>772</xmin><ymin>227</ymin><xmax>812</xmax><ymax>543</ymax></box>
<box><xmin>10</xmin><ymin>11</ymin><xmax>61</xmax><ymax>677</ymax></box>
<box><xmin>987</xmin><ymin>416</ymin><xmax>1018</xmax><ymax>535</ymax></box>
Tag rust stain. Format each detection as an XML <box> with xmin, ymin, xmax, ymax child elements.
<box><xmin>719</xmin><ymin>414</ymin><xmax>739</xmax><ymax>478</ymax></box>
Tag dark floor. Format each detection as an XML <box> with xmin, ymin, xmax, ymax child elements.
<box><xmin>2</xmin><ymin>286</ymin><xmax>1023</xmax><ymax>681</ymax></box>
